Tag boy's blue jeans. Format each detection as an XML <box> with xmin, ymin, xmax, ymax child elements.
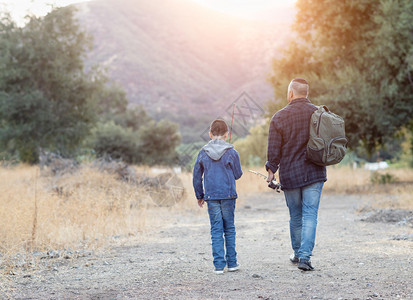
<box><xmin>283</xmin><ymin>181</ymin><xmax>324</xmax><ymax>261</ymax></box>
<box><xmin>206</xmin><ymin>199</ymin><xmax>237</xmax><ymax>270</ymax></box>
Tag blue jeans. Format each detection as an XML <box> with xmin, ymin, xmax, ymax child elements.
<box><xmin>206</xmin><ymin>199</ymin><xmax>237</xmax><ymax>270</ymax></box>
<box><xmin>284</xmin><ymin>181</ymin><xmax>324</xmax><ymax>261</ymax></box>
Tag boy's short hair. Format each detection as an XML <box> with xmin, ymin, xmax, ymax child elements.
<box><xmin>210</xmin><ymin>119</ymin><xmax>229</xmax><ymax>136</ymax></box>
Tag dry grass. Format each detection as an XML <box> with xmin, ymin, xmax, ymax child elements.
<box><xmin>324</xmin><ymin>166</ymin><xmax>413</xmax><ymax>209</ymax></box>
<box><xmin>1</xmin><ymin>164</ymin><xmax>411</xmax><ymax>271</ymax></box>
<box><xmin>0</xmin><ymin>165</ymin><xmax>150</xmax><ymax>265</ymax></box>
<box><xmin>186</xmin><ymin>166</ymin><xmax>413</xmax><ymax>210</ymax></box>
<box><xmin>177</xmin><ymin>166</ymin><xmax>413</xmax><ymax>210</ymax></box>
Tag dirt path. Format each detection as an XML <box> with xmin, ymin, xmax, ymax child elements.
<box><xmin>2</xmin><ymin>192</ymin><xmax>412</xmax><ymax>299</ymax></box>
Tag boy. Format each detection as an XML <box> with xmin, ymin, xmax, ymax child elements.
<box><xmin>193</xmin><ymin>119</ymin><xmax>243</xmax><ymax>274</ymax></box>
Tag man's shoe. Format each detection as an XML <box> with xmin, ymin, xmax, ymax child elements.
<box><xmin>227</xmin><ymin>264</ymin><xmax>240</xmax><ymax>272</ymax></box>
<box><xmin>289</xmin><ymin>254</ymin><xmax>299</xmax><ymax>264</ymax></box>
<box><xmin>298</xmin><ymin>259</ymin><xmax>314</xmax><ymax>271</ymax></box>
<box><xmin>214</xmin><ymin>269</ymin><xmax>224</xmax><ymax>274</ymax></box>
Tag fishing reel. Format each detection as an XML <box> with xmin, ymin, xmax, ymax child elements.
<box><xmin>248</xmin><ymin>170</ymin><xmax>281</xmax><ymax>193</ymax></box>
<box><xmin>268</xmin><ymin>180</ymin><xmax>281</xmax><ymax>193</ymax></box>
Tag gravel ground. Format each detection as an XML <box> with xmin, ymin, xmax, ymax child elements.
<box><xmin>1</xmin><ymin>192</ymin><xmax>412</xmax><ymax>299</ymax></box>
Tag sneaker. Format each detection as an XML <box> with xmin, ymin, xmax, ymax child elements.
<box><xmin>289</xmin><ymin>254</ymin><xmax>299</xmax><ymax>264</ymax></box>
<box><xmin>298</xmin><ymin>259</ymin><xmax>314</xmax><ymax>271</ymax></box>
<box><xmin>214</xmin><ymin>269</ymin><xmax>224</xmax><ymax>275</ymax></box>
<box><xmin>227</xmin><ymin>264</ymin><xmax>240</xmax><ymax>272</ymax></box>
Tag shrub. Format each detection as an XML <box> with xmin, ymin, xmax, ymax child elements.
<box><xmin>89</xmin><ymin>122</ymin><xmax>139</xmax><ymax>163</ymax></box>
<box><xmin>370</xmin><ymin>171</ymin><xmax>398</xmax><ymax>185</ymax></box>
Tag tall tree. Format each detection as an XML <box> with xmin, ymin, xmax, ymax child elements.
<box><xmin>269</xmin><ymin>0</ymin><xmax>413</xmax><ymax>155</ymax></box>
<box><xmin>0</xmin><ymin>7</ymin><xmax>99</xmax><ymax>162</ymax></box>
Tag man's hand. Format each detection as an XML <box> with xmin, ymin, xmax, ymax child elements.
<box><xmin>267</xmin><ymin>169</ymin><xmax>274</xmax><ymax>183</ymax></box>
<box><xmin>198</xmin><ymin>199</ymin><xmax>205</xmax><ymax>208</ymax></box>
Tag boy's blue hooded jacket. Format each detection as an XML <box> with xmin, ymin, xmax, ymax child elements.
<box><xmin>193</xmin><ymin>139</ymin><xmax>243</xmax><ymax>200</ymax></box>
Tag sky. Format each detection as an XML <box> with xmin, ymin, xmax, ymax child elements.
<box><xmin>2</xmin><ymin>0</ymin><xmax>296</xmax><ymax>25</ymax></box>
<box><xmin>193</xmin><ymin>0</ymin><xmax>295</xmax><ymax>18</ymax></box>
<box><xmin>1</xmin><ymin>0</ymin><xmax>89</xmax><ymax>25</ymax></box>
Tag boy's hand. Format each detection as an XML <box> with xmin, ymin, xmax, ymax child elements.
<box><xmin>267</xmin><ymin>169</ymin><xmax>274</xmax><ymax>183</ymax></box>
<box><xmin>198</xmin><ymin>199</ymin><xmax>205</xmax><ymax>208</ymax></box>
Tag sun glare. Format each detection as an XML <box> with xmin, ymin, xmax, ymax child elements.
<box><xmin>192</xmin><ymin>0</ymin><xmax>296</xmax><ymax>18</ymax></box>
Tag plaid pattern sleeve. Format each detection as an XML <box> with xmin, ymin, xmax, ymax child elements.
<box><xmin>265</xmin><ymin>116</ymin><xmax>282</xmax><ymax>174</ymax></box>
<box><xmin>265</xmin><ymin>98</ymin><xmax>326</xmax><ymax>190</ymax></box>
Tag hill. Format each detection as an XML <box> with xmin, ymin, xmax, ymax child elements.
<box><xmin>75</xmin><ymin>0</ymin><xmax>294</xmax><ymax>142</ymax></box>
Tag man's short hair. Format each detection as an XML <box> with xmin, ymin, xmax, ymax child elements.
<box><xmin>210</xmin><ymin>119</ymin><xmax>229</xmax><ymax>136</ymax></box>
<box><xmin>289</xmin><ymin>78</ymin><xmax>309</xmax><ymax>97</ymax></box>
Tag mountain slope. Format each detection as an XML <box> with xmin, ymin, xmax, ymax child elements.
<box><xmin>75</xmin><ymin>0</ymin><xmax>294</xmax><ymax>141</ymax></box>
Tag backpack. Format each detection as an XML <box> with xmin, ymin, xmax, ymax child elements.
<box><xmin>306</xmin><ymin>105</ymin><xmax>348</xmax><ymax>166</ymax></box>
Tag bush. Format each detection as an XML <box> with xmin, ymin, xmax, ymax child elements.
<box><xmin>370</xmin><ymin>171</ymin><xmax>398</xmax><ymax>185</ymax></box>
<box><xmin>89</xmin><ymin>122</ymin><xmax>139</xmax><ymax>163</ymax></box>
<box><xmin>233</xmin><ymin>124</ymin><xmax>268</xmax><ymax>167</ymax></box>
<box><xmin>89</xmin><ymin>119</ymin><xmax>181</xmax><ymax>165</ymax></box>
<box><xmin>138</xmin><ymin>120</ymin><xmax>180</xmax><ymax>165</ymax></box>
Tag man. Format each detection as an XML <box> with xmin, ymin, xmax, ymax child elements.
<box><xmin>266</xmin><ymin>78</ymin><xmax>326</xmax><ymax>271</ymax></box>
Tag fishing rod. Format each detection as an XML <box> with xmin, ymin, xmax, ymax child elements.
<box><xmin>248</xmin><ymin>170</ymin><xmax>281</xmax><ymax>192</ymax></box>
<box><xmin>229</xmin><ymin>103</ymin><xmax>236</xmax><ymax>144</ymax></box>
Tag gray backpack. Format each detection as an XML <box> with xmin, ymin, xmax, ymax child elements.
<box><xmin>306</xmin><ymin>105</ymin><xmax>348</xmax><ymax>166</ymax></box>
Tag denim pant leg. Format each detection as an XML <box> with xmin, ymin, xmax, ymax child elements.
<box><xmin>222</xmin><ymin>200</ymin><xmax>237</xmax><ymax>268</ymax></box>
<box><xmin>207</xmin><ymin>200</ymin><xmax>226</xmax><ymax>270</ymax></box>
<box><xmin>284</xmin><ymin>188</ymin><xmax>303</xmax><ymax>257</ymax></box>
<box><xmin>299</xmin><ymin>181</ymin><xmax>324</xmax><ymax>260</ymax></box>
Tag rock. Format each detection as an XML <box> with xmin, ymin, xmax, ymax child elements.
<box><xmin>392</xmin><ymin>234</ymin><xmax>413</xmax><ymax>241</ymax></box>
<box><xmin>361</xmin><ymin>209</ymin><xmax>413</xmax><ymax>226</ymax></box>
<box><xmin>143</xmin><ymin>172</ymin><xmax>186</xmax><ymax>207</ymax></box>
<box><xmin>252</xmin><ymin>274</ymin><xmax>262</xmax><ymax>279</ymax></box>
<box><xmin>47</xmin><ymin>250</ymin><xmax>60</xmax><ymax>259</ymax></box>
<box><xmin>39</xmin><ymin>150</ymin><xmax>78</xmax><ymax>176</ymax></box>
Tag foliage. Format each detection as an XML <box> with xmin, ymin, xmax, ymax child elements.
<box><xmin>0</xmin><ymin>7</ymin><xmax>181</xmax><ymax>165</ymax></box>
<box><xmin>89</xmin><ymin>119</ymin><xmax>180</xmax><ymax>165</ymax></box>
<box><xmin>0</xmin><ymin>7</ymin><xmax>97</xmax><ymax>162</ymax></box>
<box><xmin>138</xmin><ymin>120</ymin><xmax>181</xmax><ymax>165</ymax></box>
<box><xmin>370</xmin><ymin>171</ymin><xmax>398</xmax><ymax>185</ymax></box>
<box><xmin>268</xmin><ymin>0</ymin><xmax>413</xmax><ymax>156</ymax></box>
<box><xmin>233</xmin><ymin>124</ymin><xmax>268</xmax><ymax>167</ymax></box>
<box><xmin>89</xmin><ymin>121</ymin><xmax>139</xmax><ymax>163</ymax></box>
<box><xmin>398</xmin><ymin>127</ymin><xmax>413</xmax><ymax>168</ymax></box>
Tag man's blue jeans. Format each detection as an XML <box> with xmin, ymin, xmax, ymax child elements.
<box><xmin>206</xmin><ymin>199</ymin><xmax>237</xmax><ymax>270</ymax></box>
<box><xmin>283</xmin><ymin>181</ymin><xmax>324</xmax><ymax>261</ymax></box>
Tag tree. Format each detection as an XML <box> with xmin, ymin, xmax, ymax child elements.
<box><xmin>233</xmin><ymin>124</ymin><xmax>268</xmax><ymax>166</ymax></box>
<box><xmin>268</xmin><ymin>0</ymin><xmax>413</xmax><ymax>155</ymax></box>
<box><xmin>0</xmin><ymin>6</ymin><xmax>181</xmax><ymax>165</ymax></box>
<box><xmin>0</xmin><ymin>7</ymin><xmax>98</xmax><ymax>162</ymax></box>
<box><xmin>138</xmin><ymin>120</ymin><xmax>181</xmax><ymax>165</ymax></box>
<box><xmin>90</xmin><ymin>121</ymin><xmax>139</xmax><ymax>163</ymax></box>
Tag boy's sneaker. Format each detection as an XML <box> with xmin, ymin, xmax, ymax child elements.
<box><xmin>227</xmin><ymin>264</ymin><xmax>240</xmax><ymax>272</ymax></box>
<box><xmin>298</xmin><ymin>259</ymin><xmax>314</xmax><ymax>271</ymax></box>
<box><xmin>289</xmin><ymin>254</ymin><xmax>299</xmax><ymax>264</ymax></box>
<box><xmin>214</xmin><ymin>269</ymin><xmax>224</xmax><ymax>275</ymax></box>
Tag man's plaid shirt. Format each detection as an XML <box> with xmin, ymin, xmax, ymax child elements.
<box><xmin>265</xmin><ymin>98</ymin><xmax>326</xmax><ymax>190</ymax></box>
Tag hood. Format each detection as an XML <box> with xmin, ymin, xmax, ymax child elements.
<box><xmin>202</xmin><ymin>139</ymin><xmax>234</xmax><ymax>161</ymax></box>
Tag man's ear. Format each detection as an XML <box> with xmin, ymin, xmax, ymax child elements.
<box><xmin>288</xmin><ymin>89</ymin><xmax>294</xmax><ymax>102</ymax></box>
<box><xmin>224</xmin><ymin>132</ymin><xmax>229</xmax><ymax>139</ymax></box>
<box><xmin>209</xmin><ymin>131</ymin><xmax>213</xmax><ymax>139</ymax></box>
